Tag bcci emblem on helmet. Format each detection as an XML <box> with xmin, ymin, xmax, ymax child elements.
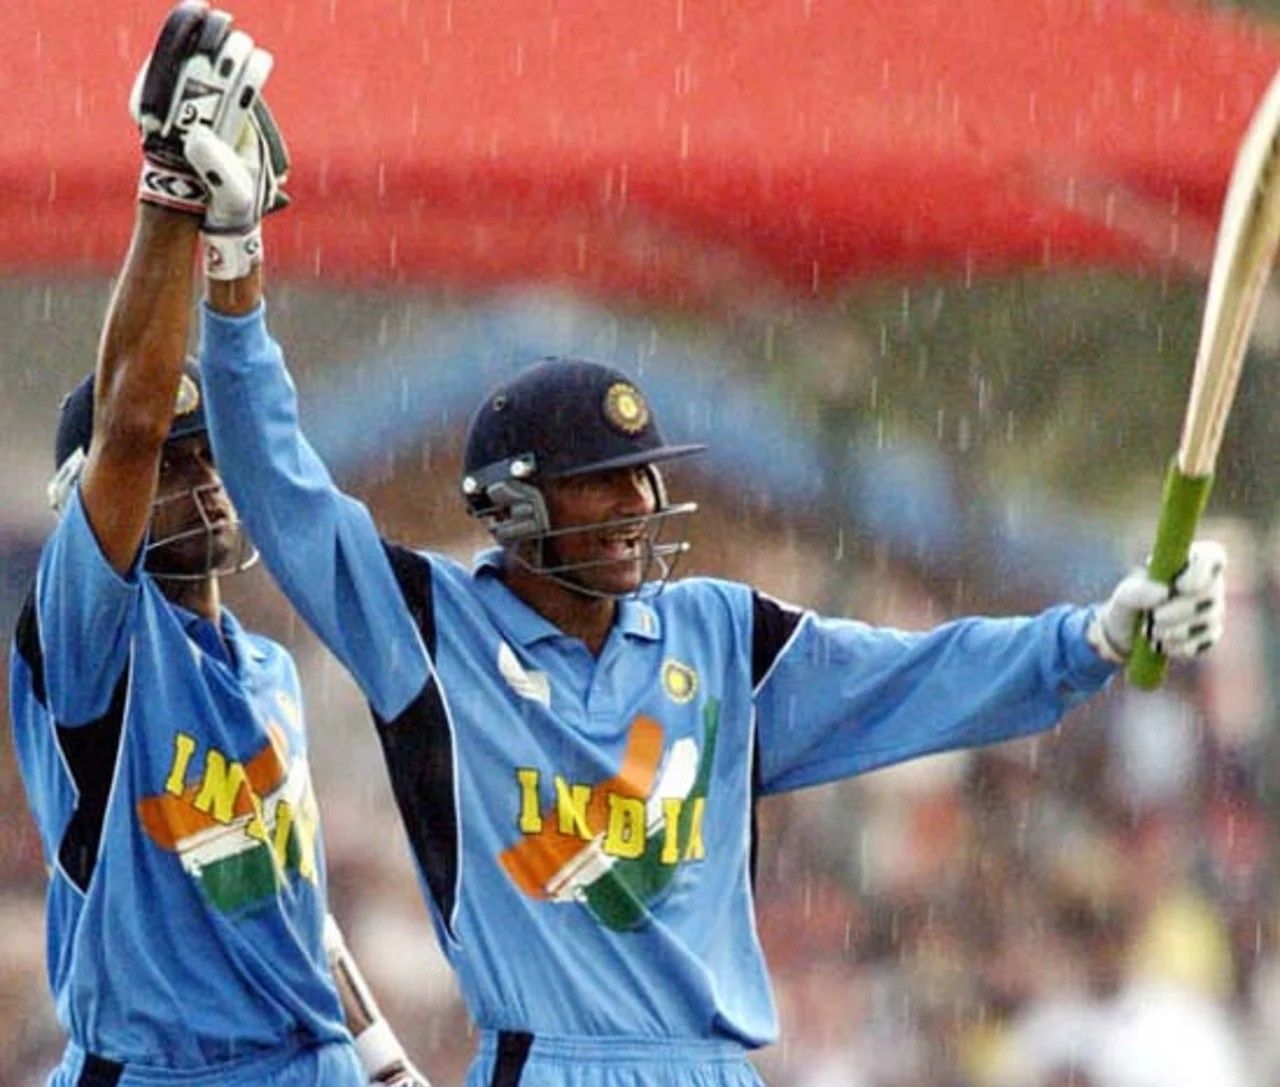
<box><xmin>604</xmin><ymin>382</ymin><xmax>649</xmax><ymax>436</ymax></box>
<box><xmin>174</xmin><ymin>373</ymin><xmax>201</xmax><ymax>418</ymax></box>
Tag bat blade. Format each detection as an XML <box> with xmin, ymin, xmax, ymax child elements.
<box><xmin>1127</xmin><ymin>66</ymin><xmax>1280</xmax><ymax>689</ymax></box>
<box><xmin>1181</xmin><ymin>71</ymin><xmax>1280</xmax><ymax>476</ymax></box>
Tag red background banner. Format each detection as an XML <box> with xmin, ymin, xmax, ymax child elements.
<box><xmin>5</xmin><ymin>0</ymin><xmax>1280</xmax><ymax>302</ymax></box>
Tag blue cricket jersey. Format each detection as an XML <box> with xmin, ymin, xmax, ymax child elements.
<box><xmin>200</xmin><ymin>304</ymin><xmax>1118</xmax><ymax>1084</ymax></box>
<box><xmin>8</xmin><ymin>488</ymin><xmax>361</xmax><ymax>1084</ymax></box>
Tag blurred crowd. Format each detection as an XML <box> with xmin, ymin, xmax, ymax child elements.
<box><xmin>747</xmin><ymin>523</ymin><xmax>1280</xmax><ymax>1087</ymax></box>
<box><xmin>2</xmin><ymin>517</ymin><xmax>1279</xmax><ymax>1087</ymax></box>
<box><xmin>753</xmin><ymin>688</ymin><xmax>1280</xmax><ymax>1086</ymax></box>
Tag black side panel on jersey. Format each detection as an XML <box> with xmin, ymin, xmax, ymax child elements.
<box><xmin>749</xmin><ymin>591</ymin><xmax>804</xmax><ymax>887</ymax></box>
<box><xmin>75</xmin><ymin>1053</ymin><xmax>124</xmax><ymax>1086</ymax></box>
<box><xmin>749</xmin><ymin>746</ymin><xmax>762</xmax><ymax>890</ymax></box>
<box><xmin>374</xmin><ymin>543</ymin><xmax>459</xmax><ymax>936</ymax></box>
<box><xmin>491</xmin><ymin>1031</ymin><xmax>534</xmax><ymax>1086</ymax></box>
<box><xmin>15</xmin><ymin>589</ymin><xmax>47</xmax><ymax>707</ymax></box>
<box><xmin>382</xmin><ymin>543</ymin><xmax>439</xmax><ymax>656</ymax></box>
<box><xmin>750</xmin><ymin>591</ymin><xmax>804</xmax><ymax>689</ymax></box>
<box><xmin>18</xmin><ymin>586</ymin><xmax>129</xmax><ymax>893</ymax></box>
<box><xmin>55</xmin><ymin>677</ymin><xmax>129</xmax><ymax>893</ymax></box>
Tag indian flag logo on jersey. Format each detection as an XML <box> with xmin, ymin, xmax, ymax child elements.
<box><xmin>500</xmin><ymin>701</ymin><xmax>720</xmax><ymax>931</ymax></box>
<box><xmin>137</xmin><ymin>704</ymin><xmax>320</xmax><ymax>914</ymax></box>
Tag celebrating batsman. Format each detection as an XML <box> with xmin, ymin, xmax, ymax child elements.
<box><xmin>9</xmin><ymin>6</ymin><xmax>424</xmax><ymax>1085</ymax></box>
<box><xmin>183</xmin><ymin>8</ymin><xmax>1230</xmax><ymax>1087</ymax></box>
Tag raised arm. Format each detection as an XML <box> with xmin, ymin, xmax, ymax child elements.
<box><xmin>80</xmin><ymin>0</ymin><xmax>279</xmax><ymax>571</ymax></box>
<box><xmin>188</xmin><ymin>120</ymin><xmax>429</xmax><ymax>721</ymax></box>
<box><xmin>751</xmin><ymin>546</ymin><xmax>1226</xmax><ymax>796</ymax></box>
<box><xmin>751</xmin><ymin>598</ymin><xmax>1114</xmax><ymax>795</ymax></box>
<box><xmin>80</xmin><ymin>210</ymin><xmax>199</xmax><ymax>573</ymax></box>
<box><xmin>27</xmin><ymin>7</ymin><xmax>276</xmax><ymax>718</ymax></box>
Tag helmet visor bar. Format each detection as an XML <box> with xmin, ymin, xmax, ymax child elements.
<box><xmin>144</xmin><ymin>482</ymin><xmax>259</xmax><ymax>580</ymax></box>
<box><xmin>509</xmin><ymin>499</ymin><xmax>696</xmax><ymax>599</ymax></box>
<box><xmin>534</xmin><ymin>500</ymin><xmax>698</xmax><ymax>544</ymax></box>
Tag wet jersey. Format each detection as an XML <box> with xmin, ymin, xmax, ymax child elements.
<box><xmin>200</xmin><ymin>304</ymin><xmax>1118</xmax><ymax>1080</ymax></box>
<box><xmin>8</xmin><ymin>488</ymin><xmax>360</xmax><ymax>1084</ymax></box>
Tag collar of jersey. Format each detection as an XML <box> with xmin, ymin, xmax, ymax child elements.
<box><xmin>471</xmin><ymin>547</ymin><xmax>661</xmax><ymax>646</ymax></box>
<box><xmin>167</xmin><ymin>601</ymin><xmax>268</xmax><ymax>665</ymax></box>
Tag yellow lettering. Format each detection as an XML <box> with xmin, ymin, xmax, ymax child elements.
<box><xmin>605</xmin><ymin>794</ymin><xmax>646</xmax><ymax>859</ymax></box>
<box><xmin>660</xmin><ymin>798</ymin><xmax>684</xmax><ymax>864</ymax></box>
<box><xmin>683</xmin><ymin>797</ymin><xmax>706</xmax><ymax>860</ymax></box>
<box><xmin>555</xmin><ymin>776</ymin><xmax>593</xmax><ymax>839</ymax></box>
<box><xmin>243</xmin><ymin>795</ymin><xmax>269</xmax><ymax>844</ymax></box>
<box><xmin>291</xmin><ymin>793</ymin><xmax>318</xmax><ymax>882</ymax></box>
<box><xmin>164</xmin><ymin>732</ymin><xmax>198</xmax><ymax>796</ymax></box>
<box><xmin>517</xmin><ymin>768</ymin><xmax>542</xmax><ymax>833</ymax></box>
<box><xmin>272</xmin><ymin>799</ymin><xmax>294</xmax><ymax>865</ymax></box>
<box><xmin>193</xmin><ymin>750</ymin><xmax>249</xmax><ymax>824</ymax></box>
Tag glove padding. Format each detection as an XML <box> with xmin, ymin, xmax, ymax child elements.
<box><xmin>185</xmin><ymin>100</ymin><xmax>290</xmax><ymax>278</ymax></box>
<box><xmin>130</xmin><ymin>1</ymin><xmax>273</xmax><ymax>214</ymax></box>
<box><xmin>1089</xmin><ymin>540</ymin><xmax>1227</xmax><ymax>664</ymax></box>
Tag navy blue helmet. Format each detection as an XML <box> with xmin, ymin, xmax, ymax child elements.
<box><xmin>462</xmin><ymin>357</ymin><xmax>703</xmax><ymax>506</ymax></box>
<box><xmin>461</xmin><ymin>357</ymin><xmax>705</xmax><ymax>595</ymax></box>
<box><xmin>53</xmin><ymin>358</ymin><xmax>208</xmax><ymax>474</ymax></box>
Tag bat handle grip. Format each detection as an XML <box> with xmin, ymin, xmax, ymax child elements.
<box><xmin>1126</xmin><ymin>463</ymin><xmax>1213</xmax><ymax>689</ymax></box>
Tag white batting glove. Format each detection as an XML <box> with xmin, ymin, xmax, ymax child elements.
<box><xmin>322</xmin><ymin>916</ymin><xmax>434</xmax><ymax>1087</ymax></box>
<box><xmin>129</xmin><ymin>3</ymin><xmax>272</xmax><ymax>216</ymax></box>
<box><xmin>352</xmin><ymin>1019</ymin><xmax>434</xmax><ymax>1087</ymax></box>
<box><xmin>1088</xmin><ymin>540</ymin><xmax>1227</xmax><ymax>664</ymax></box>
<box><xmin>185</xmin><ymin>104</ymin><xmax>289</xmax><ymax>279</ymax></box>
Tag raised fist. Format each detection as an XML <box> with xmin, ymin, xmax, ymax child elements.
<box><xmin>130</xmin><ymin>2</ymin><xmax>273</xmax><ymax>215</ymax></box>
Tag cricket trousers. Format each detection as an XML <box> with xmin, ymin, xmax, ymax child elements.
<box><xmin>466</xmin><ymin>1031</ymin><xmax>767</xmax><ymax>1087</ymax></box>
<box><xmin>48</xmin><ymin>1036</ymin><xmax>364</xmax><ymax>1086</ymax></box>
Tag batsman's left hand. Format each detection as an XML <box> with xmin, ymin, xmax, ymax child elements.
<box><xmin>130</xmin><ymin>2</ymin><xmax>272</xmax><ymax>215</ymax></box>
<box><xmin>1089</xmin><ymin>539</ymin><xmax>1227</xmax><ymax>665</ymax></box>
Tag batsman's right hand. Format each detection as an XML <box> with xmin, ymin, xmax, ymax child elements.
<box><xmin>1088</xmin><ymin>540</ymin><xmax>1227</xmax><ymax>665</ymax></box>
<box><xmin>185</xmin><ymin>100</ymin><xmax>290</xmax><ymax>279</ymax></box>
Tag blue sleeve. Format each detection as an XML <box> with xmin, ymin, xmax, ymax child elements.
<box><xmin>753</xmin><ymin>604</ymin><xmax>1116</xmax><ymax>795</ymax></box>
<box><xmin>35</xmin><ymin>487</ymin><xmax>140</xmax><ymax>725</ymax></box>
<box><xmin>198</xmin><ymin>302</ymin><xmax>430</xmax><ymax>721</ymax></box>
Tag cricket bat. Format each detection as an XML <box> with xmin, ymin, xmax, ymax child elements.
<box><xmin>1128</xmin><ymin>66</ymin><xmax>1280</xmax><ymax>688</ymax></box>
